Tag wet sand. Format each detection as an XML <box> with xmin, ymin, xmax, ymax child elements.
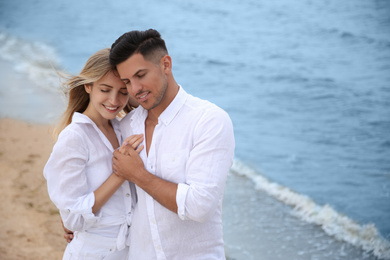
<box><xmin>223</xmin><ymin>171</ymin><xmax>379</xmax><ymax>260</ymax></box>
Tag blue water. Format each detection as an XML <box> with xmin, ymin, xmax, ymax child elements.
<box><xmin>1</xmin><ymin>0</ymin><xmax>390</xmax><ymax>258</ymax></box>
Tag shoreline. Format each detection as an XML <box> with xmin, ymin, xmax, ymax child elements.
<box><xmin>223</xmin><ymin>172</ymin><xmax>382</xmax><ymax>260</ymax></box>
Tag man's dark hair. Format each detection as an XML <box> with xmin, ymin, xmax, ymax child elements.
<box><xmin>109</xmin><ymin>29</ymin><xmax>168</xmax><ymax>68</ymax></box>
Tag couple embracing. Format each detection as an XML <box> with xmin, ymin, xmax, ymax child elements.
<box><xmin>44</xmin><ymin>29</ymin><xmax>235</xmax><ymax>260</ymax></box>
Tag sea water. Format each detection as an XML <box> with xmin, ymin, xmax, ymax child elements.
<box><xmin>0</xmin><ymin>0</ymin><xmax>389</xmax><ymax>259</ymax></box>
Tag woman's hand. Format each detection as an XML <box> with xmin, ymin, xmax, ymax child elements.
<box><xmin>113</xmin><ymin>134</ymin><xmax>145</xmax><ymax>181</ymax></box>
<box><xmin>119</xmin><ymin>134</ymin><xmax>144</xmax><ymax>155</ymax></box>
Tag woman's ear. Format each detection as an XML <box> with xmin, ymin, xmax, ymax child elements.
<box><xmin>84</xmin><ymin>83</ymin><xmax>92</xmax><ymax>94</ymax></box>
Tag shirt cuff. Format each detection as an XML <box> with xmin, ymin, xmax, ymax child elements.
<box><xmin>61</xmin><ymin>192</ymin><xmax>99</xmax><ymax>231</ymax></box>
<box><xmin>176</xmin><ymin>183</ymin><xmax>190</xmax><ymax>220</ymax></box>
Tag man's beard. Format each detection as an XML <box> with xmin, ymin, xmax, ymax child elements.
<box><xmin>148</xmin><ymin>79</ymin><xmax>168</xmax><ymax>111</ymax></box>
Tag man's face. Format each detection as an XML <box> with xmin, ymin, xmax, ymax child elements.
<box><xmin>117</xmin><ymin>53</ymin><xmax>168</xmax><ymax>111</ymax></box>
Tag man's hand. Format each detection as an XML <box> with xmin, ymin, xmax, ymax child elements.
<box><xmin>113</xmin><ymin>134</ymin><xmax>145</xmax><ymax>182</ymax></box>
<box><xmin>113</xmin><ymin>145</ymin><xmax>179</xmax><ymax>213</ymax></box>
<box><xmin>113</xmin><ymin>146</ymin><xmax>146</xmax><ymax>183</ymax></box>
<box><xmin>61</xmin><ymin>219</ymin><xmax>73</xmax><ymax>243</ymax></box>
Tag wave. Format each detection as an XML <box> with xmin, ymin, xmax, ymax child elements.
<box><xmin>0</xmin><ymin>31</ymin><xmax>63</xmax><ymax>93</ymax></box>
<box><xmin>231</xmin><ymin>159</ymin><xmax>390</xmax><ymax>260</ymax></box>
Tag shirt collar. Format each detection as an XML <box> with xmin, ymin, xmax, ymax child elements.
<box><xmin>72</xmin><ymin>112</ymin><xmax>120</xmax><ymax>129</ymax></box>
<box><xmin>72</xmin><ymin>112</ymin><xmax>93</xmax><ymax>124</ymax></box>
<box><xmin>71</xmin><ymin>112</ymin><xmax>121</xmax><ymax>151</ymax></box>
<box><xmin>130</xmin><ymin>85</ymin><xmax>188</xmax><ymax>126</ymax></box>
<box><xmin>159</xmin><ymin>85</ymin><xmax>187</xmax><ymax>126</ymax></box>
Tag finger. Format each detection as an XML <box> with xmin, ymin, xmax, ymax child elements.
<box><xmin>119</xmin><ymin>141</ymin><xmax>135</xmax><ymax>155</ymax></box>
<box><xmin>124</xmin><ymin>134</ymin><xmax>140</xmax><ymax>146</ymax></box>
<box><xmin>131</xmin><ymin>135</ymin><xmax>144</xmax><ymax>149</ymax></box>
<box><xmin>64</xmin><ymin>233</ymin><xmax>73</xmax><ymax>243</ymax></box>
<box><xmin>113</xmin><ymin>150</ymin><xmax>120</xmax><ymax>160</ymax></box>
<box><xmin>124</xmin><ymin>134</ymin><xmax>143</xmax><ymax>143</ymax></box>
<box><xmin>136</xmin><ymin>144</ymin><xmax>144</xmax><ymax>154</ymax></box>
<box><xmin>125</xmin><ymin>134</ymin><xmax>144</xmax><ymax>149</ymax></box>
<box><xmin>119</xmin><ymin>142</ymin><xmax>128</xmax><ymax>154</ymax></box>
<box><xmin>121</xmin><ymin>143</ymin><xmax>137</xmax><ymax>155</ymax></box>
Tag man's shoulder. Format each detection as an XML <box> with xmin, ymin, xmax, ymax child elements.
<box><xmin>185</xmin><ymin>94</ymin><xmax>218</xmax><ymax>110</ymax></box>
<box><xmin>119</xmin><ymin>109</ymin><xmax>136</xmax><ymax>125</ymax></box>
<box><xmin>184</xmin><ymin>94</ymin><xmax>230</xmax><ymax>120</ymax></box>
<box><xmin>119</xmin><ymin>108</ymin><xmax>144</xmax><ymax>137</ymax></box>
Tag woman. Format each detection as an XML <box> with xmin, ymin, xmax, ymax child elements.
<box><xmin>44</xmin><ymin>48</ymin><xmax>142</xmax><ymax>259</ymax></box>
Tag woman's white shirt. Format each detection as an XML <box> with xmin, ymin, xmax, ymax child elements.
<box><xmin>44</xmin><ymin>112</ymin><xmax>134</xmax><ymax>250</ymax></box>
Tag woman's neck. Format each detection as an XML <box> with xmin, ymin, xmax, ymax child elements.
<box><xmin>83</xmin><ymin>110</ymin><xmax>111</xmax><ymax>131</ymax></box>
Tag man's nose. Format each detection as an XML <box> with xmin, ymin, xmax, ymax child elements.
<box><xmin>131</xmin><ymin>81</ymin><xmax>143</xmax><ymax>97</ymax></box>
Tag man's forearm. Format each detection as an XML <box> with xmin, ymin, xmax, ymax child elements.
<box><xmin>113</xmin><ymin>149</ymin><xmax>178</xmax><ymax>213</ymax></box>
<box><xmin>136</xmin><ymin>168</ymin><xmax>178</xmax><ymax>213</ymax></box>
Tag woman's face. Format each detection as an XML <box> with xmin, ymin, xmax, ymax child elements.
<box><xmin>84</xmin><ymin>71</ymin><xmax>129</xmax><ymax>123</ymax></box>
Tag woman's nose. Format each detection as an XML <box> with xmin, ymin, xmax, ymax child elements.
<box><xmin>110</xmin><ymin>92</ymin><xmax>120</xmax><ymax>105</ymax></box>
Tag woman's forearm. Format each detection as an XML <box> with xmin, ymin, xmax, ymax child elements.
<box><xmin>92</xmin><ymin>173</ymin><xmax>126</xmax><ymax>214</ymax></box>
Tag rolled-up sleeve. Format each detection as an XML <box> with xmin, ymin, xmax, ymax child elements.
<box><xmin>44</xmin><ymin>130</ymin><xmax>99</xmax><ymax>231</ymax></box>
<box><xmin>176</xmin><ymin>108</ymin><xmax>235</xmax><ymax>222</ymax></box>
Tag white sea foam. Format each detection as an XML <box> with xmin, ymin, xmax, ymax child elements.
<box><xmin>231</xmin><ymin>159</ymin><xmax>390</xmax><ymax>260</ymax></box>
<box><xmin>0</xmin><ymin>31</ymin><xmax>63</xmax><ymax>93</ymax></box>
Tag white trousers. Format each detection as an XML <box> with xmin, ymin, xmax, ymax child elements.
<box><xmin>63</xmin><ymin>231</ymin><xmax>128</xmax><ymax>260</ymax></box>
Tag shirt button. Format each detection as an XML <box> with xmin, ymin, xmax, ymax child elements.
<box><xmin>151</xmin><ymin>165</ymin><xmax>153</xmax><ymax>169</ymax></box>
<box><xmin>126</xmin><ymin>193</ymin><xmax>130</xmax><ymax>197</ymax></box>
<box><xmin>66</xmin><ymin>209</ymin><xmax>70</xmax><ymax>213</ymax></box>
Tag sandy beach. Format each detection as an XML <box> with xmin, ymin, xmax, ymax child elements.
<box><xmin>0</xmin><ymin>118</ymin><xmax>65</xmax><ymax>259</ymax></box>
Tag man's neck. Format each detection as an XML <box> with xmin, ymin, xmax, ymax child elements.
<box><xmin>148</xmin><ymin>81</ymin><xmax>179</xmax><ymax>119</ymax></box>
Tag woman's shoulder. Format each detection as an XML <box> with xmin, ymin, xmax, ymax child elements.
<box><xmin>58</xmin><ymin>113</ymin><xmax>94</xmax><ymax>138</ymax></box>
<box><xmin>57</xmin><ymin>121</ymin><xmax>89</xmax><ymax>146</ymax></box>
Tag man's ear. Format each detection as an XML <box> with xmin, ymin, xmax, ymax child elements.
<box><xmin>160</xmin><ymin>55</ymin><xmax>172</xmax><ymax>73</ymax></box>
<box><xmin>84</xmin><ymin>83</ymin><xmax>93</xmax><ymax>94</ymax></box>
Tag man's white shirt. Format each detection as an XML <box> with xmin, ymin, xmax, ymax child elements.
<box><xmin>120</xmin><ymin>86</ymin><xmax>235</xmax><ymax>260</ymax></box>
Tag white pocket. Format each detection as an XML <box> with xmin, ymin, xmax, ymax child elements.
<box><xmin>160</xmin><ymin>149</ymin><xmax>189</xmax><ymax>182</ymax></box>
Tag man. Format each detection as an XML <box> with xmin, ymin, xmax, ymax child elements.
<box><xmin>111</xmin><ymin>28</ymin><xmax>235</xmax><ymax>260</ymax></box>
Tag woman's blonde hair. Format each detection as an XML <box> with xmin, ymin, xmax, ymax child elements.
<box><xmin>54</xmin><ymin>48</ymin><xmax>133</xmax><ymax>137</ymax></box>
